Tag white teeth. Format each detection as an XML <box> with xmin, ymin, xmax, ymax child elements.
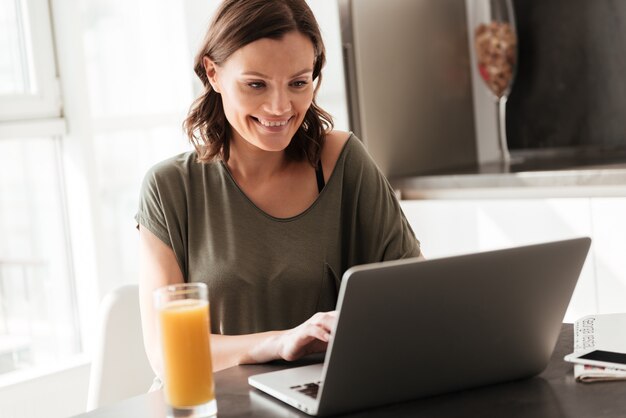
<box><xmin>258</xmin><ymin>118</ymin><xmax>289</xmax><ymax>127</ymax></box>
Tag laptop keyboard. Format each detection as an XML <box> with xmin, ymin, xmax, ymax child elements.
<box><xmin>290</xmin><ymin>381</ymin><xmax>323</xmax><ymax>399</ymax></box>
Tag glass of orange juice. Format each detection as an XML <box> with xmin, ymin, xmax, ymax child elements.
<box><xmin>154</xmin><ymin>283</ymin><xmax>217</xmax><ymax>418</ymax></box>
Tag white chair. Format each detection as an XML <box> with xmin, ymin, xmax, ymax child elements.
<box><xmin>86</xmin><ymin>284</ymin><xmax>155</xmax><ymax>411</ymax></box>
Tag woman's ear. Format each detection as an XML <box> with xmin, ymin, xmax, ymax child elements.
<box><xmin>203</xmin><ymin>56</ymin><xmax>221</xmax><ymax>93</ymax></box>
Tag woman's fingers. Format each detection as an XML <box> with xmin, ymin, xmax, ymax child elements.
<box><xmin>309</xmin><ymin>311</ymin><xmax>338</xmax><ymax>334</ymax></box>
<box><xmin>278</xmin><ymin>311</ymin><xmax>339</xmax><ymax>361</ymax></box>
<box><xmin>304</xmin><ymin>322</ymin><xmax>330</xmax><ymax>342</ymax></box>
<box><xmin>301</xmin><ymin>311</ymin><xmax>337</xmax><ymax>342</ymax></box>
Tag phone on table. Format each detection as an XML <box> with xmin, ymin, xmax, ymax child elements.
<box><xmin>564</xmin><ymin>349</ymin><xmax>626</xmax><ymax>371</ymax></box>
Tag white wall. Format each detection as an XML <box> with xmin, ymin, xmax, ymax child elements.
<box><xmin>0</xmin><ymin>362</ymin><xmax>90</xmax><ymax>418</ymax></box>
<box><xmin>401</xmin><ymin>197</ymin><xmax>626</xmax><ymax>322</ymax></box>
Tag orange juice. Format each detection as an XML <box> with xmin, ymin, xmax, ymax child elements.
<box><xmin>158</xmin><ymin>299</ymin><xmax>214</xmax><ymax>407</ymax></box>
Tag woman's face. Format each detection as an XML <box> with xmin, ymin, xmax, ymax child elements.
<box><xmin>205</xmin><ymin>31</ymin><xmax>316</xmax><ymax>154</ymax></box>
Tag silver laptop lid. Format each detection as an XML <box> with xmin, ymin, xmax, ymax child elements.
<box><xmin>316</xmin><ymin>237</ymin><xmax>591</xmax><ymax>416</ymax></box>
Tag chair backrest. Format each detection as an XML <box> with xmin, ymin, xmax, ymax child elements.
<box><xmin>86</xmin><ymin>284</ymin><xmax>155</xmax><ymax>411</ymax></box>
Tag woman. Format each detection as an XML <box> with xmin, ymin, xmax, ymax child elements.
<box><xmin>136</xmin><ymin>0</ymin><xmax>421</xmax><ymax>377</ymax></box>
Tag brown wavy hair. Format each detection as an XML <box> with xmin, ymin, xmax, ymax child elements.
<box><xmin>183</xmin><ymin>0</ymin><xmax>334</xmax><ymax>165</ymax></box>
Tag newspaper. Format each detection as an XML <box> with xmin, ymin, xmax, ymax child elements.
<box><xmin>572</xmin><ymin>313</ymin><xmax>626</xmax><ymax>383</ymax></box>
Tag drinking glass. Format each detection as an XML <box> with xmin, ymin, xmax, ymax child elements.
<box><xmin>473</xmin><ymin>0</ymin><xmax>518</xmax><ymax>163</ymax></box>
<box><xmin>154</xmin><ymin>283</ymin><xmax>217</xmax><ymax>418</ymax></box>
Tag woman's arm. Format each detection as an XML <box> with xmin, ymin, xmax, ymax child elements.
<box><xmin>138</xmin><ymin>226</ymin><xmax>336</xmax><ymax>375</ymax></box>
<box><xmin>138</xmin><ymin>226</ymin><xmax>184</xmax><ymax>377</ymax></box>
<box><xmin>211</xmin><ymin>310</ymin><xmax>335</xmax><ymax>368</ymax></box>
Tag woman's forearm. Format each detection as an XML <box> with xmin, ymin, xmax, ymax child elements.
<box><xmin>210</xmin><ymin>330</ymin><xmax>284</xmax><ymax>371</ymax></box>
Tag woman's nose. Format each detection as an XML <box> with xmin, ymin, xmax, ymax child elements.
<box><xmin>264</xmin><ymin>88</ymin><xmax>292</xmax><ymax>115</ymax></box>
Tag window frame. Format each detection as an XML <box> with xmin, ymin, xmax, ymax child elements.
<box><xmin>0</xmin><ymin>0</ymin><xmax>61</xmax><ymax>122</ymax></box>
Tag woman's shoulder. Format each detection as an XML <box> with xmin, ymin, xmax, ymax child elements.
<box><xmin>323</xmin><ymin>129</ymin><xmax>352</xmax><ymax>153</ymax></box>
<box><xmin>146</xmin><ymin>149</ymin><xmax>219</xmax><ymax>181</ymax></box>
<box><xmin>320</xmin><ymin>130</ymin><xmax>353</xmax><ymax>182</ymax></box>
<box><xmin>326</xmin><ymin>131</ymin><xmax>387</xmax><ymax>188</ymax></box>
<box><xmin>148</xmin><ymin>150</ymin><xmax>195</xmax><ymax>174</ymax></box>
<box><xmin>141</xmin><ymin>150</ymin><xmax>225</xmax><ymax>198</ymax></box>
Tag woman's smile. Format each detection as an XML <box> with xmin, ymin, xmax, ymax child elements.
<box><xmin>251</xmin><ymin>116</ymin><xmax>294</xmax><ymax>133</ymax></box>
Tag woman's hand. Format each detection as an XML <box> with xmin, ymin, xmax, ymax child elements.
<box><xmin>276</xmin><ymin>311</ymin><xmax>338</xmax><ymax>361</ymax></box>
<box><xmin>212</xmin><ymin>311</ymin><xmax>338</xmax><ymax>370</ymax></box>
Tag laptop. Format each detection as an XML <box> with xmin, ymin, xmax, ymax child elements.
<box><xmin>248</xmin><ymin>237</ymin><xmax>591</xmax><ymax>416</ymax></box>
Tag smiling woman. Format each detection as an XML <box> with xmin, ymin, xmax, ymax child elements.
<box><xmin>184</xmin><ymin>0</ymin><xmax>333</xmax><ymax>166</ymax></box>
<box><xmin>204</xmin><ymin>32</ymin><xmax>317</xmax><ymax>155</ymax></box>
<box><xmin>135</xmin><ymin>0</ymin><xmax>421</xmax><ymax>383</ymax></box>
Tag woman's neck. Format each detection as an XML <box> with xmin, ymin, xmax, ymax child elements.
<box><xmin>226</xmin><ymin>135</ymin><xmax>290</xmax><ymax>183</ymax></box>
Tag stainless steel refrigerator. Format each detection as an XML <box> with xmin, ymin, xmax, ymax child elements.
<box><xmin>338</xmin><ymin>0</ymin><xmax>478</xmax><ymax>178</ymax></box>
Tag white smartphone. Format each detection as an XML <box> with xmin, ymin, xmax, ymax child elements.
<box><xmin>564</xmin><ymin>349</ymin><xmax>626</xmax><ymax>371</ymax></box>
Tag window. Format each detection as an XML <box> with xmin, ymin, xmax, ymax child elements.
<box><xmin>0</xmin><ymin>0</ymin><xmax>28</xmax><ymax>95</ymax></box>
<box><xmin>0</xmin><ymin>0</ymin><xmax>75</xmax><ymax>378</ymax></box>
<box><xmin>0</xmin><ymin>136</ymin><xmax>79</xmax><ymax>374</ymax></box>
<box><xmin>80</xmin><ymin>0</ymin><xmax>199</xmax><ymax>293</ymax></box>
<box><xmin>0</xmin><ymin>0</ymin><xmax>60</xmax><ymax>121</ymax></box>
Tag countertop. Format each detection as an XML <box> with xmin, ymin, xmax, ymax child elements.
<box><xmin>391</xmin><ymin>153</ymin><xmax>626</xmax><ymax>199</ymax></box>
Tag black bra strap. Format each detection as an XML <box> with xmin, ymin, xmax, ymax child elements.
<box><xmin>315</xmin><ymin>161</ymin><xmax>325</xmax><ymax>193</ymax></box>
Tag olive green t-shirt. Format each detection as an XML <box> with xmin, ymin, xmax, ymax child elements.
<box><xmin>135</xmin><ymin>134</ymin><xmax>420</xmax><ymax>335</ymax></box>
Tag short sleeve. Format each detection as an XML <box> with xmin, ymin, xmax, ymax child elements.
<box><xmin>135</xmin><ymin>167</ymin><xmax>171</xmax><ymax>247</ymax></box>
<box><xmin>342</xmin><ymin>138</ymin><xmax>421</xmax><ymax>263</ymax></box>
<box><xmin>134</xmin><ymin>156</ymin><xmax>190</xmax><ymax>279</ymax></box>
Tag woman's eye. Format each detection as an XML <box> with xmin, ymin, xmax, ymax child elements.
<box><xmin>247</xmin><ymin>82</ymin><xmax>265</xmax><ymax>89</ymax></box>
<box><xmin>292</xmin><ymin>80</ymin><xmax>308</xmax><ymax>88</ymax></box>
